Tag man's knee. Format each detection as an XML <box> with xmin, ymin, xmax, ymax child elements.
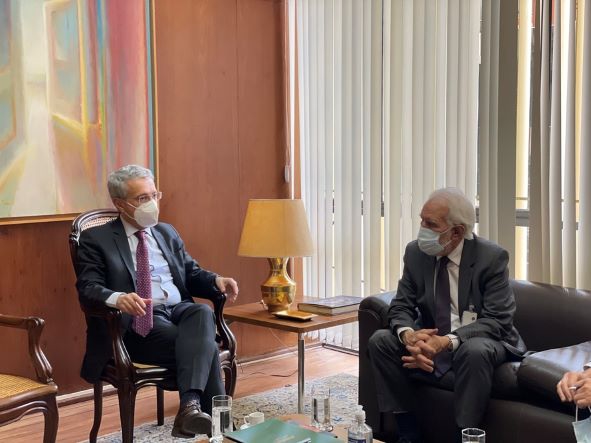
<box><xmin>182</xmin><ymin>302</ymin><xmax>215</xmax><ymax>321</ymax></box>
<box><xmin>368</xmin><ymin>329</ymin><xmax>400</xmax><ymax>358</ymax></box>
<box><xmin>454</xmin><ymin>337</ymin><xmax>501</xmax><ymax>367</ymax></box>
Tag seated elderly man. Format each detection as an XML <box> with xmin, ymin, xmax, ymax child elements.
<box><xmin>368</xmin><ymin>188</ymin><xmax>526</xmax><ymax>443</ymax></box>
<box><xmin>76</xmin><ymin>164</ymin><xmax>238</xmax><ymax>438</ymax></box>
<box><xmin>557</xmin><ymin>363</ymin><xmax>591</xmax><ymax>408</ymax></box>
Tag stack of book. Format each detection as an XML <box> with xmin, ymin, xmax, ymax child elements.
<box><xmin>297</xmin><ymin>295</ymin><xmax>364</xmax><ymax>315</ymax></box>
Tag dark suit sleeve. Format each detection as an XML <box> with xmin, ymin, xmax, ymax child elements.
<box><xmin>387</xmin><ymin>244</ymin><xmax>420</xmax><ymax>333</ymax></box>
<box><xmin>168</xmin><ymin>226</ymin><xmax>219</xmax><ymax>299</ymax></box>
<box><xmin>75</xmin><ymin>229</ymin><xmax>116</xmax><ymax>305</ymax></box>
<box><xmin>454</xmin><ymin>248</ymin><xmax>516</xmax><ymax>343</ymax></box>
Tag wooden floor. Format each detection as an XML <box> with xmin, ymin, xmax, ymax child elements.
<box><xmin>0</xmin><ymin>347</ymin><xmax>358</xmax><ymax>443</ymax></box>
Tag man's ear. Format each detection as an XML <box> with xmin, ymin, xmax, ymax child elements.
<box><xmin>112</xmin><ymin>198</ymin><xmax>124</xmax><ymax>213</ymax></box>
<box><xmin>452</xmin><ymin>225</ymin><xmax>465</xmax><ymax>240</ymax></box>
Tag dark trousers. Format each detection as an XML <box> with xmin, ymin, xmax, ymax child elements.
<box><xmin>367</xmin><ymin>329</ymin><xmax>507</xmax><ymax>428</ymax></box>
<box><xmin>124</xmin><ymin>301</ymin><xmax>224</xmax><ymax>414</ymax></box>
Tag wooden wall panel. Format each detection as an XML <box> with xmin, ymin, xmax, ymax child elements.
<box><xmin>0</xmin><ymin>0</ymin><xmax>290</xmax><ymax>396</ymax></box>
<box><xmin>0</xmin><ymin>222</ymin><xmax>86</xmax><ymax>393</ymax></box>
<box><xmin>154</xmin><ymin>0</ymin><xmax>293</xmax><ymax>359</ymax></box>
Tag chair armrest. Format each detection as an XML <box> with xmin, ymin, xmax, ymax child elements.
<box><xmin>199</xmin><ymin>290</ymin><xmax>237</xmax><ymax>357</ymax></box>
<box><xmin>0</xmin><ymin>314</ymin><xmax>54</xmax><ymax>384</ymax></box>
<box><xmin>359</xmin><ymin>291</ymin><xmax>396</xmax><ymax>331</ymax></box>
<box><xmin>80</xmin><ymin>302</ymin><xmax>134</xmax><ymax>379</ymax></box>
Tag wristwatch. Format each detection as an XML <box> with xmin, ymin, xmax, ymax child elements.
<box><xmin>446</xmin><ymin>336</ymin><xmax>453</xmax><ymax>352</ymax></box>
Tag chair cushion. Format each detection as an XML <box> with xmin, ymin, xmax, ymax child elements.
<box><xmin>0</xmin><ymin>374</ymin><xmax>48</xmax><ymax>399</ymax></box>
<box><xmin>133</xmin><ymin>362</ymin><xmax>161</xmax><ymax>369</ymax></box>
<box><xmin>518</xmin><ymin>342</ymin><xmax>591</xmax><ymax>407</ymax></box>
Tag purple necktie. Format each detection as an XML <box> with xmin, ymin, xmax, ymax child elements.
<box><xmin>434</xmin><ymin>256</ymin><xmax>452</xmax><ymax>377</ymax></box>
<box><xmin>132</xmin><ymin>230</ymin><xmax>153</xmax><ymax>337</ymax></box>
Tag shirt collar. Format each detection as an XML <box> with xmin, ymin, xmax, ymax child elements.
<box><xmin>444</xmin><ymin>238</ymin><xmax>464</xmax><ymax>266</ymax></box>
<box><xmin>120</xmin><ymin>216</ymin><xmax>152</xmax><ymax>239</ymax></box>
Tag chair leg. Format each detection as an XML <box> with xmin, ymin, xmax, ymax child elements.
<box><xmin>157</xmin><ymin>387</ymin><xmax>164</xmax><ymax>425</ymax></box>
<box><xmin>43</xmin><ymin>395</ymin><xmax>59</xmax><ymax>443</ymax></box>
<box><xmin>224</xmin><ymin>361</ymin><xmax>237</xmax><ymax>396</ymax></box>
<box><xmin>89</xmin><ymin>382</ymin><xmax>103</xmax><ymax>443</ymax></box>
<box><xmin>117</xmin><ymin>383</ymin><xmax>137</xmax><ymax>443</ymax></box>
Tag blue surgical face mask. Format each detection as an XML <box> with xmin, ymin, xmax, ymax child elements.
<box><xmin>417</xmin><ymin>225</ymin><xmax>453</xmax><ymax>256</ymax></box>
<box><xmin>574</xmin><ymin>407</ymin><xmax>591</xmax><ymax>443</ymax></box>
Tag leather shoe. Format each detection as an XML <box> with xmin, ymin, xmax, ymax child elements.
<box><xmin>171</xmin><ymin>400</ymin><xmax>212</xmax><ymax>438</ymax></box>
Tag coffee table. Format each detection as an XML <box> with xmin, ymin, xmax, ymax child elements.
<box><xmin>223</xmin><ymin>302</ymin><xmax>358</xmax><ymax>413</ymax></box>
<box><xmin>221</xmin><ymin>414</ymin><xmax>384</xmax><ymax>442</ymax></box>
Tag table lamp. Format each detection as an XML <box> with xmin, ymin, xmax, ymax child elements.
<box><xmin>238</xmin><ymin>199</ymin><xmax>314</xmax><ymax>313</ymax></box>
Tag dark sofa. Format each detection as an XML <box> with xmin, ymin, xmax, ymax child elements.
<box><xmin>358</xmin><ymin>280</ymin><xmax>591</xmax><ymax>443</ymax></box>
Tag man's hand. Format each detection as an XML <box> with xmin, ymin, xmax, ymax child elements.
<box><xmin>215</xmin><ymin>276</ymin><xmax>239</xmax><ymax>302</ymax></box>
<box><xmin>402</xmin><ymin>345</ymin><xmax>435</xmax><ymax>372</ymax></box>
<box><xmin>401</xmin><ymin>329</ymin><xmax>439</xmax><ymax>373</ymax></box>
<box><xmin>574</xmin><ymin>377</ymin><xmax>591</xmax><ymax>408</ymax></box>
<box><xmin>558</xmin><ymin>369</ymin><xmax>591</xmax><ymax>403</ymax></box>
<box><xmin>401</xmin><ymin>328</ymin><xmax>438</xmax><ymax>346</ymax></box>
<box><xmin>417</xmin><ymin>335</ymin><xmax>450</xmax><ymax>359</ymax></box>
<box><xmin>115</xmin><ymin>293</ymin><xmax>150</xmax><ymax>316</ymax></box>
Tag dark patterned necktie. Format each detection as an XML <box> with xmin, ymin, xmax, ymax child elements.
<box><xmin>132</xmin><ymin>230</ymin><xmax>153</xmax><ymax>337</ymax></box>
<box><xmin>434</xmin><ymin>256</ymin><xmax>452</xmax><ymax>377</ymax></box>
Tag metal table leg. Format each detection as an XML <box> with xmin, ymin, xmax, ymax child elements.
<box><xmin>298</xmin><ymin>332</ymin><xmax>304</xmax><ymax>413</ymax></box>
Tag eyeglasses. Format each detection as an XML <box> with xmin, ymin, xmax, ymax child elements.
<box><xmin>127</xmin><ymin>191</ymin><xmax>163</xmax><ymax>205</ymax></box>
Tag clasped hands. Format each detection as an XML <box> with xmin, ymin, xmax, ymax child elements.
<box><xmin>557</xmin><ymin>369</ymin><xmax>591</xmax><ymax>408</ymax></box>
<box><xmin>401</xmin><ymin>328</ymin><xmax>450</xmax><ymax>373</ymax></box>
<box><xmin>115</xmin><ymin>276</ymin><xmax>239</xmax><ymax>316</ymax></box>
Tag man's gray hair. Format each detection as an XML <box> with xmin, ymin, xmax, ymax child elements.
<box><xmin>428</xmin><ymin>187</ymin><xmax>476</xmax><ymax>240</ymax></box>
<box><xmin>107</xmin><ymin>165</ymin><xmax>154</xmax><ymax>199</ymax></box>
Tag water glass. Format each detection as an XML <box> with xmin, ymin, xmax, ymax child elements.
<box><xmin>462</xmin><ymin>428</ymin><xmax>486</xmax><ymax>443</ymax></box>
<box><xmin>311</xmin><ymin>386</ymin><xmax>333</xmax><ymax>431</ymax></box>
<box><xmin>211</xmin><ymin>395</ymin><xmax>232</xmax><ymax>442</ymax></box>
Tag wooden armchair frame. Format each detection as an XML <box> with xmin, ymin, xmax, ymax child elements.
<box><xmin>0</xmin><ymin>315</ymin><xmax>58</xmax><ymax>443</ymax></box>
<box><xmin>69</xmin><ymin>209</ymin><xmax>237</xmax><ymax>443</ymax></box>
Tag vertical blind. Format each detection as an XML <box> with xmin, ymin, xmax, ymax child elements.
<box><xmin>528</xmin><ymin>0</ymin><xmax>591</xmax><ymax>289</ymax></box>
<box><xmin>291</xmin><ymin>0</ymin><xmax>482</xmax><ymax>348</ymax></box>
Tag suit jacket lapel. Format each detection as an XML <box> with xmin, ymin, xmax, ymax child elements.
<box><xmin>112</xmin><ymin>218</ymin><xmax>136</xmax><ymax>287</ymax></box>
<box><xmin>424</xmin><ymin>254</ymin><xmax>437</xmax><ymax>320</ymax></box>
<box><xmin>458</xmin><ymin>237</ymin><xmax>476</xmax><ymax>315</ymax></box>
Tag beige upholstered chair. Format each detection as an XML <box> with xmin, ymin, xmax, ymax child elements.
<box><xmin>69</xmin><ymin>209</ymin><xmax>237</xmax><ymax>443</ymax></box>
<box><xmin>0</xmin><ymin>315</ymin><xmax>58</xmax><ymax>443</ymax></box>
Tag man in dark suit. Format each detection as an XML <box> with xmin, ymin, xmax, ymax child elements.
<box><xmin>368</xmin><ymin>188</ymin><xmax>525</xmax><ymax>443</ymax></box>
<box><xmin>76</xmin><ymin>164</ymin><xmax>238</xmax><ymax>438</ymax></box>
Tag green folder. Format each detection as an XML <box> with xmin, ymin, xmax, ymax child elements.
<box><xmin>224</xmin><ymin>418</ymin><xmax>343</xmax><ymax>443</ymax></box>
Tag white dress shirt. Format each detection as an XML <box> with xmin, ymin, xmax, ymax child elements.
<box><xmin>397</xmin><ymin>239</ymin><xmax>465</xmax><ymax>352</ymax></box>
<box><xmin>105</xmin><ymin>218</ymin><xmax>182</xmax><ymax>307</ymax></box>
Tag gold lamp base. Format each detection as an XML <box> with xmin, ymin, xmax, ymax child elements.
<box><xmin>261</xmin><ymin>257</ymin><xmax>296</xmax><ymax>313</ymax></box>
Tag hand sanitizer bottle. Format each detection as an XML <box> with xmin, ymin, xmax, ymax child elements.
<box><xmin>348</xmin><ymin>405</ymin><xmax>373</xmax><ymax>442</ymax></box>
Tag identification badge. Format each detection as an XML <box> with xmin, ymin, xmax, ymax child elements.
<box><xmin>461</xmin><ymin>310</ymin><xmax>477</xmax><ymax>325</ymax></box>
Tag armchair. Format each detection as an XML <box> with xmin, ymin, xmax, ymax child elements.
<box><xmin>69</xmin><ymin>209</ymin><xmax>237</xmax><ymax>443</ymax></box>
<box><xmin>0</xmin><ymin>315</ymin><xmax>58</xmax><ymax>443</ymax></box>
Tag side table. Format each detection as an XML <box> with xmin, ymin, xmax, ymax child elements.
<box><xmin>223</xmin><ymin>302</ymin><xmax>358</xmax><ymax>413</ymax></box>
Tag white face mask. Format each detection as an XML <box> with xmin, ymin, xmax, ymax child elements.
<box><xmin>127</xmin><ymin>199</ymin><xmax>159</xmax><ymax>228</ymax></box>
<box><xmin>417</xmin><ymin>225</ymin><xmax>453</xmax><ymax>256</ymax></box>
<box><xmin>574</xmin><ymin>407</ymin><xmax>591</xmax><ymax>443</ymax></box>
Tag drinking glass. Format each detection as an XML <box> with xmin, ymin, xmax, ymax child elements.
<box><xmin>462</xmin><ymin>428</ymin><xmax>486</xmax><ymax>443</ymax></box>
<box><xmin>211</xmin><ymin>395</ymin><xmax>232</xmax><ymax>442</ymax></box>
<box><xmin>311</xmin><ymin>386</ymin><xmax>333</xmax><ymax>431</ymax></box>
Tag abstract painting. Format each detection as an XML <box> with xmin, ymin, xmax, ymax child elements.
<box><xmin>0</xmin><ymin>0</ymin><xmax>155</xmax><ymax>221</ymax></box>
